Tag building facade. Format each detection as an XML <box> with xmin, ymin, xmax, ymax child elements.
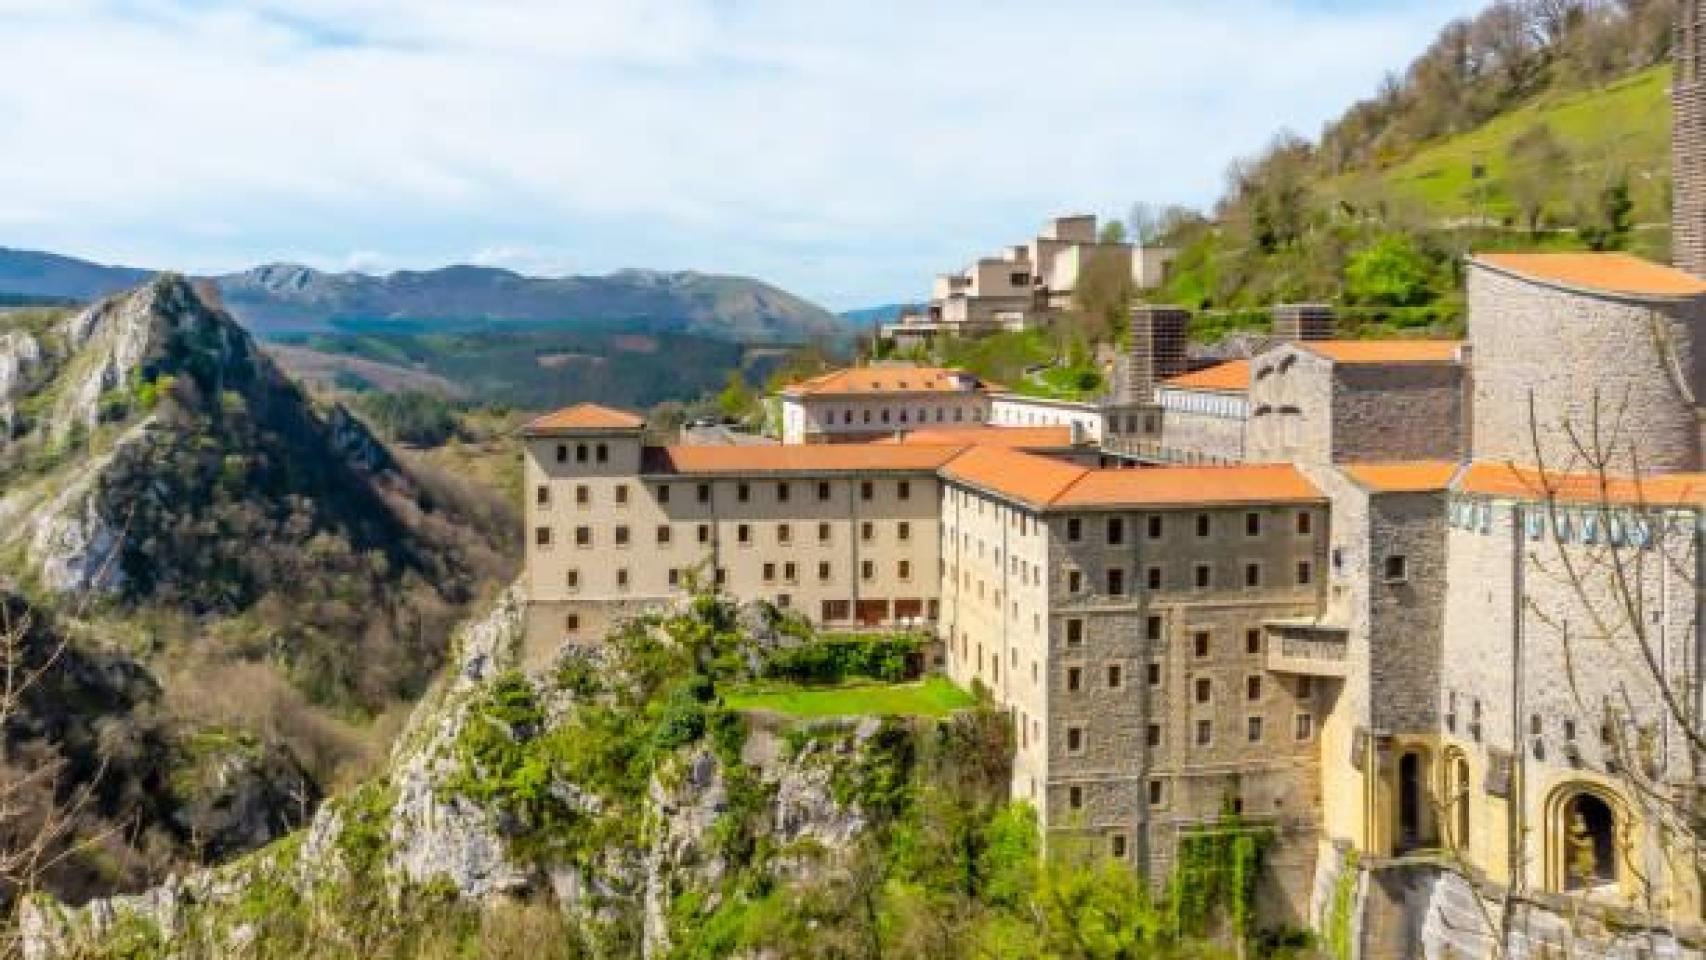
<box><xmin>1678</xmin><ymin>0</ymin><xmax>1705</xmax><ymax>278</ymax></box>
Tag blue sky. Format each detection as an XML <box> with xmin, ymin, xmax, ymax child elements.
<box><xmin>0</xmin><ymin>0</ymin><xmax>1486</xmax><ymax>309</ymax></box>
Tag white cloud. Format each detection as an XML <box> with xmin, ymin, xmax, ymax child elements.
<box><xmin>0</xmin><ymin>0</ymin><xmax>1485</xmax><ymax>307</ymax></box>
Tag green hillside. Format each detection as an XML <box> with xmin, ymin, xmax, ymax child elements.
<box><xmin>1333</xmin><ymin>65</ymin><xmax>1672</xmax><ymax>239</ymax></box>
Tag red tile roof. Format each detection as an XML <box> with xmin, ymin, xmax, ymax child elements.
<box><xmin>1454</xmin><ymin>461</ymin><xmax>1706</xmax><ymax>507</ymax></box>
<box><xmin>642</xmin><ymin>444</ymin><xmax>964</xmax><ymax>476</ymax></box>
<box><xmin>1343</xmin><ymin>461</ymin><xmax>1461</xmax><ymax>493</ymax></box>
<box><xmin>1473</xmin><ymin>252</ymin><xmax>1706</xmax><ymax>299</ymax></box>
<box><xmin>523</xmin><ymin>403</ymin><xmax>645</xmax><ymax>434</ymax></box>
<box><xmin>1163</xmin><ymin>360</ymin><xmax>1250</xmax><ymax>393</ymax></box>
<box><xmin>1296</xmin><ymin>340</ymin><xmax>1463</xmax><ymax>365</ymax></box>
<box><xmin>941</xmin><ymin>447</ymin><xmax>1323</xmax><ymax>509</ymax></box>
<box><xmin>780</xmin><ymin>366</ymin><xmax>1000</xmax><ymax>397</ymax></box>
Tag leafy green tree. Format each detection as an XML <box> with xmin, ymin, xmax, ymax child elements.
<box><xmin>1344</xmin><ymin>233</ymin><xmax>1437</xmax><ymax>308</ymax></box>
<box><xmin>716</xmin><ymin>372</ymin><xmax>757</xmax><ymax>422</ymax></box>
<box><xmin>1506</xmin><ymin>122</ymin><xmax>1569</xmax><ymax>235</ymax></box>
<box><xmin>1577</xmin><ymin>173</ymin><xmax>1635</xmax><ymax>251</ymax></box>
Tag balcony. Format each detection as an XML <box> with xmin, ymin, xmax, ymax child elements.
<box><xmin>1264</xmin><ymin>620</ymin><xmax>1349</xmax><ymax>677</ymax></box>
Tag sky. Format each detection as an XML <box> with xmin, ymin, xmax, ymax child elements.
<box><xmin>0</xmin><ymin>0</ymin><xmax>1488</xmax><ymax>310</ymax></box>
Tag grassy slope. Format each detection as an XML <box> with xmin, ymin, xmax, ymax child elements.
<box><xmin>723</xmin><ymin>677</ymin><xmax>977</xmax><ymax>718</ymax></box>
<box><xmin>1333</xmin><ymin>66</ymin><xmax>1672</xmax><ymax>232</ymax></box>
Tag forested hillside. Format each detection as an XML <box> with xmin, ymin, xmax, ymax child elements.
<box><xmin>1150</xmin><ymin>0</ymin><xmax>1681</xmax><ymax>333</ymax></box>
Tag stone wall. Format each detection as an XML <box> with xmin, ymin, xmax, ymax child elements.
<box><xmin>1332</xmin><ymin>366</ymin><xmax>1465</xmax><ymax>464</ymax></box>
<box><xmin>1467</xmin><ymin>265</ymin><xmax>1702</xmax><ymax>473</ymax></box>
<box><xmin>1677</xmin><ymin>0</ymin><xmax>1706</xmax><ymax>278</ymax></box>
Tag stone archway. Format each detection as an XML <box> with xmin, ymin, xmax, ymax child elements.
<box><xmin>1544</xmin><ymin>782</ymin><xmax>1627</xmax><ymax>894</ymax></box>
<box><xmin>1395</xmin><ymin>749</ymin><xmax>1438</xmax><ymax>854</ymax></box>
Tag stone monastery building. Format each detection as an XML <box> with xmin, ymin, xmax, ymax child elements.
<box><xmin>519</xmin><ymin>15</ymin><xmax>1706</xmax><ymax>952</ymax></box>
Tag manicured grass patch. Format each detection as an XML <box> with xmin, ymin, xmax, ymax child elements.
<box><xmin>723</xmin><ymin>677</ymin><xmax>976</xmax><ymax>718</ymax></box>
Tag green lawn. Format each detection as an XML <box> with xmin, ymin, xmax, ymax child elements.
<box><xmin>723</xmin><ymin>677</ymin><xmax>977</xmax><ymax>718</ymax></box>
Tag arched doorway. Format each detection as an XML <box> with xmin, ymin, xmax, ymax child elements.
<box><xmin>1443</xmin><ymin>751</ymin><xmax>1470</xmax><ymax>852</ymax></box>
<box><xmin>1562</xmin><ymin>792</ymin><xmax>1618</xmax><ymax>890</ymax></box>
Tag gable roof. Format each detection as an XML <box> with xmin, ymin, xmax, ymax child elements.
<box><xmin>781</xmin><ymin>366</ymin><xmax>1000</xmax><ymax>397</ymax></box>
<box><xmin>523</xmin><ymin>403</ymin><xmax>646</xmax><ymax>434</ymax></box>
<box><xmin>1343</xmin><ymin>461</ymin><xmax>1461</xmax><ymax>493</ymax></box>
<box><xmin>1454</xmin><ymin>461</ymin><xmax>1706</xmax><ymax>508</ymax></box>
<box><xmin>1162</xmin><ymin>360</ymin><xmax>1250</xmax><ymax>393</ymax></box>
<box><xmin>1294</xmin><ymin>340</ymin><xmax>1463</xmax><ymax>365</ymax></box>
<box><xmin>1472</xmin><ymin>253</ymin><xmax>1706</xmax><ymax>300</ymax></box>
<box><xmin>642</xmin><ymin>444</ymin><xmax>964</xmax><ymax>476</ymax></box>
<box><xmin>941</xmin><ymin>446</ymin><xmax>1322</xmax><ymax>510</ymax></box>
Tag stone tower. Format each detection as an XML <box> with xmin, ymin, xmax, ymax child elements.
<box><xmin>1677</xmin><ymin>0</ymin><xmax>1706</xmax><ymax>277</ymax></box>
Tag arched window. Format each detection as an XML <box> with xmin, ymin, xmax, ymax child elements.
<box><xmin>1563</xmin><ymin>792</ymin><xmax>1618</xmax><ymax>890</ymax></box>
<box><xmin>1442</xmin><ymin>750</ymin><xmax>1471</xmax><ymax>851</ymax></box>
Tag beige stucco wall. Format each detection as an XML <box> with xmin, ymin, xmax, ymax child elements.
<box><xmin>779</xmin><ymin>392</ymin><xmax>991</xmax><ymax>444</ymax></box>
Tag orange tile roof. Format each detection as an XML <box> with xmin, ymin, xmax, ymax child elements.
<box><xmin>942</xmin><ymin>447</ymin><xmax>1322</xmax><ymax>509</ymax></box>
<box><xmin>1055</xmin><ymin>463</ymin><xmax>1323</xmax><ymax>508</ymax></box>
<box><xmin>643</xmin><ymin>444</ymin><xmax>965</xmax><ymax>475</ymax></box>
<box><xmin>1473</xmin><ymin>252</ymin><xmax>1706</xmax><ymax>299</ymax></box>
<box><xmin>1296</xmin><ymin>340</ymin><xmax>1463</xmax><ymax>365</ymax></box>
<box><xmin>781</xmin><ymin>366</ymin><xmax>1000</xmax><ymax>397</ymax></box>
<box><xmin>523</xmin><ymin>403</ymin><xmax>646</xmax><ymax>434</ymax></box>
<box><xmin>873</xmin><ymin>426</ymin><xmax>1078</xmax><ymax>448</ymax></box>
<box><xmin>1454</xmin><ymin>461</ymin><xmax>1706</xmax><ymax>508</ymax></box>
<box><xmin>1343</xmin><ymin>461</ymin><xmax>1461</xmax><ymax>493</ymax></box>
<box><xmin>1163</xmin><ymin>360</ymin><xmax>1250</xmax><ymax>393</ymax></box>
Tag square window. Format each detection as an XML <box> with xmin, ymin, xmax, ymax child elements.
<box><xmin>1384</xmin><ymin>555</ymin><xmax>1408</xmax><ymax>582</ymax></box>
<box><xmin>566</xmin><ymin>613</ymin><xmax>580</xmax><ymax>632</ymax></box>
<box><xmin>535</xmin><ymin>526</ymin><xmax>552</xmax><ymax>547</ymax></box>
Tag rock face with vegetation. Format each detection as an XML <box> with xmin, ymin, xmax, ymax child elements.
<box><xmin>0</xmin><ymin>278</ymin><xmax>515</xmax><ymax>908</ymax></box>
<box><xmin>18</xmin><ymin>590</ymin><xmax>1293</xmax><ymax>960</ymax></box>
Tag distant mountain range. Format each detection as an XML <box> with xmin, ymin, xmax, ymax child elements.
<box><xmin>0</xmin><ymin>247</ymin><xmax>844</xmax><ymax>343</ymax></box>
<box><xmin>838</xmin><ymin>302</ymin><xmax>921</xmax><ymax>326</ymax></box>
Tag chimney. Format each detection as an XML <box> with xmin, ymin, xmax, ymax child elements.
<box><xmin>1674</xmin><ymin>0</ymin><xmax>1706</xmax><ymax>277</ymax></box>
<box><xmin>1127</xmin><ymin>305</ymin><xmax>1192</xmax><ymax>402</ymax></box>
<box><xmin>1272</xmin><ymin>303</ymin><xmax>1336</xmax><ymax>342</ymax></box>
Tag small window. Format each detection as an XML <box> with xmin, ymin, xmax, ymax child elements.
<box><xmin>737</xmin><ymin>524</ymin><xmax>751</xmax><ymax>544</ymax></box>
<box><xmin>576</xmin><ymin>443</ymin><xmax>588</xmax><ymax>463</ymax></box>
<box><xmin>555</xmin><ymin>444</ymin><xmax>568</xmax><ymax>463</ymax></box>
<box><xmin>777</xmin><ymin>524</ymin><xmax>791</xmax><ymax>545</ymax></box>
<box><xmin>656</xmin><ymin>525</ymin><xmax>672</xmax><ymax>545</ymax></box>
<box><xmin>614</xmin><ymin>525</ymin><xmax>630</xmax><ymax>547</ymax></box>
<box><xmin>898</xmin><ymin>480</ymin><xmax>911</xmax><ymax>501</ymax></box>
<box><xmin>1066</xmin><ymin>619</ymin><xmax>1084</xmax><ymax>645</ymax></box>
<box><xmin>1194</xmin><ymin>564</ymin><xmax>1212</xmax><ymax>589</ymax></box>
<box><xmin>1067</xmin><ymin>518</ymin><xmax>1082</xmax><ymax>542</ymax></box>
<box><xmin>656</xmin><ymin>484</ymin><xmax>670</xmax><ymax>504</ymax></box>
<box><xmin>898</xmin><ymin>560</ymin><xmax>912</xmax><ymax>580</ymax></box>
<box><xmin>1298</xmin><ymin>676</ymin><xmax>1314</xmax><ymax>700</ymax></box>
<box><xmin>776</xmin><ymin>482</ymin><xmax>790</xmax><ymax>503</ymax></box>
<box><xmin>1068</xmin><ymin>570</ymin><xmax>1083</xmax><ymax>593</ymax></box>
<box><xmin>1107</xmin><ymin>664</ymin><xmax>1122</xmax><ymax>689</ymax></box>
<box><xmin>1297</xmin><ymin>560</ymin><xmax>1314</xmax><ymax>585</ymax></box>
<box><xmin>861</xmin><ymin>521</ymin><xmax>875</xmax><ymax>542</ymax></box>
<box><xmin>1106</xmin><ymin>569</ymin><xmax>1125</xmax><ymax>596</ymax></box>
<box><xmin>860</xmin><ymin>481</ymin><xmax>874</xmax><ymax>501</ymax></box>
<box><xmin>697</xmin><ymin>524</ymin><xmax>711</xmax><ymax>544</ymax></box>
<box><xmin>614</xmin><ymin>484</ymin><xmax>629</xmax><ymax>506</ymax></box>
<box><xmin>1149</xmin><ymin>780</ymin><xmax>1164</xmax><ymax>805</ymax></box>
<box><xmin>575</xmin><ymin>526</ymin><xmax>591</xmax><ymax>547</ymax></box>
<box><xmin>817</xmin><ymin>481</ymin><xmax>832</xmax><ymax>501</ymax></box>
<box><xmin>1146</xmin><ymin>566</ymin><xmax>1162</xmax><ymax>590</ymax></box>
<box><xmin>1147</xmin><ymin>723</ymin><xmax>1162</xmax><ymax>746</ymax></box>
<box><xmin>1247</xmin><ymin>716</ymin><xmax>1264</xmax><ymax>743</ymax></box>
<box><xmin>1067</xmin><ymin>727</ymin><xmax>1084</xmax><ymax>753</ymax></box>
<box><xmin>1145</xmin><ymin>616</ymin><xmax>1162</xmax><ymax>641</ymax></box>
<box><xmin>566</xmin><ymin>613</ymin><xmax>580</xmax><ymax>632</ymax></box>
<box><xmin>818</xmin><ymin>561</ymin><xmax>831</xmax><ymax>582</ymax></box>
<box><xmin>1195</xmin><ymin>678</ymin><xmax>1212</xmax><ymax>703</ymax></box>
<box><xmin>536</xmin><ymin>485</ymin><xmax>550</xmax><ymax>507</ymax></box>
<box><xmin>1068</xmin><ymin>785</ymin><xmax>1084</xmax><ymax>809</ymax></box>
<box><xmin>595</xmin><ymin>443</ymin><xmax>608</xmax><ymax>463</ymax></box>
<box><xmin>1244</xmin><ymin>563</ymin><xmax>1261</xmax><ymax>588</ymax></box>
<box><xmin>1296</xmin><ymin>511</ymin><xmax>1313</xmax><ymax>535</ymax></box>
<box><xmin>1384</xmin><ymin>555</ymin><xmax>1408</xmax><ymax>583</ymax></box>
<box><xmin>861</xmin><ymin>560</ymin><xmax>875</xmax><ymax>581</ymax></box>
<box><xmin>535</xmin><ymin>526</ymin><xmax>552</xmax><ymax>547</ymax></box>
<box><xmin>1106</xmin><ymin>518</ymin><xmax>1124</xmax><ymax>545</ymax></box>
<box><xmin>615</xmin><ymin>568</ymin><xmax>629</xmax><ymax>590</ymax></box>
<box><xmin>1196</xmin><ymin>513</ymin><xmax>1211</xmax><ymax>538</ymax></box>
<box><xmin>1111</xmin><ymin>833</ymin><xmax>1128</xmax><ymax>859</ymax></box>
<box><xmin>1245</xmin><ymin>512</ymin><xmax>1261</xmax><ymax>537</ymax></box>
<box><xmin>667</xmin><ymin>568</ymin><xmax>679</xmax><ymax>587</ymax></box>
<box><xmin>1295</xmin><ymin>713</ymin><xmax>1314</xmax><ymax>741</ymax></box>
<box><xmin>1246</xmin><ymin>629</ymin><xmax>1262</xmax><ymax>655</ymax></box>
<box><xmin>1067</xmin><ymin>666</ymin><xmax>1082</xmax><ymax>692</ymax></box>
<box><xmin>565</xmin><ymin>569</ymin><xmax>580</xmax><ymax>590</ymax></box>
<box><xmin>697</xmin><ymin>483</ymin><xmax>711</xmax><ymax>504</ymax></box>
<box><xmin>1147</xmin><ymin>662</ymin><xmax>1161</xmax><ymax>686</ymax></box>
<box><xmin>763</xmin><ymin>563</ymin><xmax>776</xmax><ymax>583</ymax></box>
<box><xmin>898</xmin><ymin>521</ymin><xmax>911</xmax><ymax>541</ymax></box>
<box><xmin>737</xmin><ymin>482</ymin><xmax>751</xmax><ymax>503</ymax></box>
<box><xmin>1195</xmin><ymin>719</ymin><xmax>1212</xmax><ymax>746</ymax></box>
<box><xmin>1247</xmin><ymin>675</ymin><xmax>1262</xmax><ymax>700</ymax></box>
<box><xmin>576</xmin><ymin>485</ymin><xmax>590</xmax><ymax>505</ymax></box>
<box><xmin>818</xmin><ymin>522</ymin><xmax>831</xmax><ymax>543</ymax></box>
<box><xmin>1147</xmin><ymin>515</ymin><xmax>1163</xmax><ymax>539</ymax></box>
<box><xmin>1193</xmin><ymin>631</ymin><xmax>1210</xmax><ymax>658</ymax></box>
